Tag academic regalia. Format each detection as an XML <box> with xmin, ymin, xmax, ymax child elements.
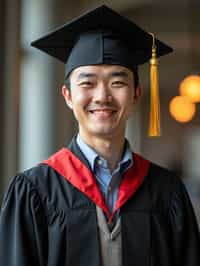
<box><xmin>1</xmin><ymin>5</ymin><xmax>199</xmax><ymax>266</ymax></box>
<box><xmin>0</xmin><ymin>137</ymin><xmax>199</xmax><ymax>266</ymax></box>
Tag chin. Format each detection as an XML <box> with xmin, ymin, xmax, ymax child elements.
<box><xmin>88</xmin><ymin>127</ymin><xmax>118</xmax><ymax>137</ymax></box>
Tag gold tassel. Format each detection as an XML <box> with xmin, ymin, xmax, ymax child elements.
<box><xmin>148</xmin><ymin>33</ymin><xmax>161</xmax><ymax>137</ymax></box>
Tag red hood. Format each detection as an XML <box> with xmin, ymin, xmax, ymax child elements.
<box><xmin>42</xmin><ymin>148</ymin><xmax>150</xmax><ymax>221</ymax></box>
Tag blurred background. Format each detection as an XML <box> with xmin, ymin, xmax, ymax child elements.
<box><xmin>0</xmin><ymin>0</ymin><xmax>200</xmax><ymax>226</ymax></box>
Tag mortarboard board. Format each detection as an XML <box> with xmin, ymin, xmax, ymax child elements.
<box><xmin>31</xmin><ymin>5</ymin><xmax>173</xmax><ymax>136</ymax></box>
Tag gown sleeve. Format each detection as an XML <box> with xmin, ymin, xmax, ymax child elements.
<box><xmin>169</xmin><ymin>178</ymin><xmax>200</xmax><ymax>265</ymax></box>
<box><xmin>0</xmin><ymin>175</ymin><xmax>48</xmax><ymax>266</ymax></box>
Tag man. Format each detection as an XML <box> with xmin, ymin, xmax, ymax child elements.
<box><xmin>0</xmin><ymin>5</ymin><xmax>199</xmax><ymax>266</ymax></box>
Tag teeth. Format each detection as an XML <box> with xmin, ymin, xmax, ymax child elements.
<box><xmin>89</xmin><ymin>110</ymin><xmax>114</xmax><ymax>112</ymax></box>
<box><xmin>93</xmin><ymin>110</ymin><xmax>112</xmax><ymax>113</ymax></box>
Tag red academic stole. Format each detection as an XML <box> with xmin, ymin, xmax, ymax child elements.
<box><xmin>43</xmin><ymin>148</ymin><xmax>150</xmax><ymax>222</ymax></box>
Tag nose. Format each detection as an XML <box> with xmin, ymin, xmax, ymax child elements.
<box><xmin>93</xmin><ymin>83</ymin><xmax>112</xmax><ymax>103</ymax></box>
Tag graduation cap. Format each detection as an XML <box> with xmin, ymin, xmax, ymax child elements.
<box><xmin>31</xmin><ymin>5</ymin><xmax>173</xmax><ymax>136</ymax></box>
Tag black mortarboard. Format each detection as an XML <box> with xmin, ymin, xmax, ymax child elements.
<box><xmin>31</xmin><ymin>5</ymin><xmax>172</xmax><ymax>78</ymax></box>
<box><xmin>31</xmin><ymin>5</ymin><xmax>173</xmax><ymax>136</ymax></box>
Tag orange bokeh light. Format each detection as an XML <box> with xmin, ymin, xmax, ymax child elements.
<box><xmin>169</xmin><ymin>96</ymin><xmax>196</xmax><ymax>123</ymax></box>
<box><xmin>179</xmin><ymin>75</ymin><xmax>200</xmax><ymax>103</ymax></box>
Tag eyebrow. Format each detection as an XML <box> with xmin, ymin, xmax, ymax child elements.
<box><xmin>76</xmin><ymin>71</ymin><xmax>129</xmax><ymax>81</ymax></box>
<box><xmin>110</xmin><ymin>71</ymin><xmax>129</xmax><ymax>78</ymax></box>
<box><xmin>76</xmin><ymin>73</ymin><xmax>97</xmax><ymax>81</ymax></box>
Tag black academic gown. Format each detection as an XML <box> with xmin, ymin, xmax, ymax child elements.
<box><xmin>0</xmin><ymin>137</ymin><xmax>199</xmax><ymax>266</ymax></box>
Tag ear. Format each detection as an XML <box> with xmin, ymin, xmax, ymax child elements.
<box><xmin>61</xmin><ymin>85</ymin><xmax>73</xmax><ymax>109</ymax></box>
<box><xmin>133</xmin><ymin>85</ymin><xmax>141</xmax><ymax>103</ymax></box>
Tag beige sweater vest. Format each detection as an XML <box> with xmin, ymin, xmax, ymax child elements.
<box><xmin>96</xmin><ymin>206</ymin><xmax>122</xmax><ymax>266</ymax></box>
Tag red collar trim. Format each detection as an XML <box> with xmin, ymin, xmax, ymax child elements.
<box><xmin>43</xmin><ymin>148</ymin><xmax>109</xmax><ymax>215</ymax></box>
<box><xmin>42</xmin><ymin>148</ymin><xmax>150</xmax><ymax>220</ymax></box>
<box><xmin>110</xmin><ymin>152</ymin><xmax>150</xmax><ymax>221</ymax></box>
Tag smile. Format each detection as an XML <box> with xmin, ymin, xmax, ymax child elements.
<box><xmin>88</xmin><ymin>109</ymin><xmax>117</xmax><ymax>118</ymax></box>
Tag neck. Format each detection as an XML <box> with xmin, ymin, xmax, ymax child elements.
<box><xmin>79</xmin><ymin>132</ymin><xmax>125</xmax><ymax>172</ymax></box>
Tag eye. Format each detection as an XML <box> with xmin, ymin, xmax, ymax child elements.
<box><xmin>78</xmin><ymin>81</ymin><xmax>94</xmax><ymax>88</ymax></box>
<box><xmin>112</xmin><ymin>81</ymin><xmax>127</xmax><ymax>87</ymax></box>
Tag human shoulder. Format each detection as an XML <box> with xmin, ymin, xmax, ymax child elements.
<box><xmin>133</xmin><ymin>152</ymin><xmax>179</xmax><ymax>190</ymax></box>
<box><xmin>152</xmin><ymin>161</ymin><xmax>184</xmax><ymax>187</ymax></box>
<box><xmin>139</xmin><ymin>158</ymin><xmax>186</xmax><ymax>208</ymax></box>
<box><xmin>1</xmin><ymin>148</ymin><xmax>71</xmax><ymax>210</ymax></box>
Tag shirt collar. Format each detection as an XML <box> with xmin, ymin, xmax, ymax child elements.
<box><xmin>118</xmin><ymin>141</ymin><xmax>133</xmax><ymax>173</ymax></box>
<box><xmin>76</xmin><ymin>134</ymin><xmax>133</xmax><ymax>172</ymax></box>
<box><xmin>77</xmin><ymin>134</ymin><xmax>99</xmax><ymax>170</ymax></box>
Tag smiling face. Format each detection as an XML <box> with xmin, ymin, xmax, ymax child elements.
<box><xmin>62</xmin><ymin>65</ymin><xmax>140</xmax><ymax>143</ymax></box>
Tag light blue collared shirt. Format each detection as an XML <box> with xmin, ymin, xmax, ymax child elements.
<box><xmin>76</xmin><ymin>134</ymin><xmax>133</xmax><ymax>213</ymax></box>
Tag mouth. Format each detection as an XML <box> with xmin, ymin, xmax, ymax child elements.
<box><xmin>88</xmin><ymin>109</ymin><xmax>117</xmax><ymax>118</ymax></box>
